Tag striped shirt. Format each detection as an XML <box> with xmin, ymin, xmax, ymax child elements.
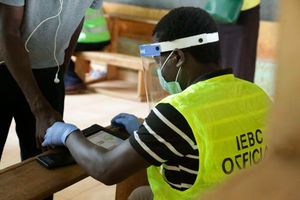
<box><xmin>129</xmin><ymin>103</ymin><xmax>199</xmax><ymax>191</ymax></box>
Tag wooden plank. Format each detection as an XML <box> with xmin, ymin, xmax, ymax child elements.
<box><xmin>0</xmin><ymin>153</ymin><xmax>87</xmax><ymax>200</ymax></box>
<box><xmin>112</xmin><ymin>17</ymin><xmax>155</xmax><ymax>42</ymax></box>
<box><xmin>102</xmin><ymin>2</ymin><xmax>168</xmax><ymax>21</ymax></box>
<box><xmin>115</xmin><ymin>169</ymin><xmax>148</xmax><ymax>200</ymax></box>
<box><xmin>74</xmin><ymin>57</ymin><xmax>90</xmax><ymax>81</ymax></box>
<box><xmin>75</xmin><ymin>52</ymin><xmax>143</xmax><ymax>71</ymax></box>
<box><xmin>137</xmin><ymin>71</ymin><xmax>146</xmax><ymax>98</ymax></box>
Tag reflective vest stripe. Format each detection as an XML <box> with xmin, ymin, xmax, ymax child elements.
<box><xmin>84</xmin><ymin>11</ymin><xmax>104</xmax><ymax>20</ymax></box>
<box><xmin>82</xmin><ymin>26</ymin><xmax>108</xmax><ymax>34</ymax></box>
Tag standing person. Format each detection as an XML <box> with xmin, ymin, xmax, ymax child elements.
<box><xmin>0</xmin><ymin>0</ymin><xmax>102</xmax><ymax>161</ymax></box>
<box><xmin>218</xmin><ymin>0</ymin><xmax>260</xmax><ymax>82</ymax></box>
<box><xmin>64</xmin><ymin>8</ymin><xmax>110</xmax><ymax>94</ymax></box>
<box><xmin>42</xmin><ymin>7</ymin><xmax>271</xmax><ymax>200</ymax></box>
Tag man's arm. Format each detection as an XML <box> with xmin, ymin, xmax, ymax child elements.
<box><xmin>36</xmin><ymin>18</ymin><xmax>84</xmax><ymax>148</ymax></box>
<box><xmin>66</xmin><ymin>132</ymin><xmax>150</xmax><ymax>185</ymax></box>
<box><xmin>0</xmin><ymin>4</ymin><xmax>62</xmax><ymax>148</ymax></box>
<box><xmin>37</xmin><ymin>18</ymin><xmax>83</xmax><ymax>146</ymax></box>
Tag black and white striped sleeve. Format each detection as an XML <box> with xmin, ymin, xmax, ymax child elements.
<box><xmin>129</xmin><ymin>103</ymin><xmax>197</xmax><ymax>166</ymax></box>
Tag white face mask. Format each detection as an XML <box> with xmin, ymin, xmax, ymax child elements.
<box><xmin>156</xmin><ymin>51</ymin><xmax>182</xmax><ymax>94</ymax></box>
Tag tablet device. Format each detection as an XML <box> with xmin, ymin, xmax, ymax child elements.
<box><xmin>36</xmin><ymin>124</ymin><xmax>125</xmax><ymax>169</ymax></box>
<box><xmin>82</xmin><ymin>124</ymin><xmax>129</xmax><ymax>140</ymax></box>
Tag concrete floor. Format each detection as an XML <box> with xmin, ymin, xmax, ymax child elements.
<box><xmin>0</xmin><ymin>91</ymin><xmax>149</xmax><ymax>200</ymax></box>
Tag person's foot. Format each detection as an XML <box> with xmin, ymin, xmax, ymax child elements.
<box><xmin>65</xmin><ymin>82</ymin><xmax>87</xmax><ymax>94</ymax></box>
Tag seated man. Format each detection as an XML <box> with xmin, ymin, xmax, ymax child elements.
<box><xmin>42</xmin><ymin>7</ymin><xmax>271</xmax><ymax>200</ymax></box>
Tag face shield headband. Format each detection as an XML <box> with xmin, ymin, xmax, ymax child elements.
<box><xmin>139</xmin><ymin>32</ymin><xmax>219</xmax><ymax>57</ymax></box>
<box><xmin>139</xmin><ymin>32</ymin><xmax>219</xmax><ymax>94</ymax></box>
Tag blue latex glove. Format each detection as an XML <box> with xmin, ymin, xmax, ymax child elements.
<box><xmin>111</xmin><ymin>113</ymin><xmax>141</xmax><ymax>135</ymax></box>
<box><xmin>42</xmin><ymin>122</ymin><xmax>79</xmax><ymax>147</ymax></box>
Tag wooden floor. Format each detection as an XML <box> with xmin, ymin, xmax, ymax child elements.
<box><xmin>0</xmin><ymin>90</ymin><xmax>149</xmax><ymax>200</ymax></box>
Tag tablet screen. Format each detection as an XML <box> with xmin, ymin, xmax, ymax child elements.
<box><xmin>87</xmin><ymin>130</ymin><xmax>123</xmax><ymax>151</ymax></box>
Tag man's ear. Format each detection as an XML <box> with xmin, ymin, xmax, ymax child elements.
<box><xmin>174</xmin><ymin>49</ymin><xmax>185</xmax><ymax>68</ymax></box>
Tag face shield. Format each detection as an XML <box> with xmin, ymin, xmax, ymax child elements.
<box><xmin>140</xmin><ymin>32</ymin><xmax>219</xmax><ymax>110</ymax></box>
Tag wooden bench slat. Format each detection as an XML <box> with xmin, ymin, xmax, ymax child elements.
<box><xmin>75</xmin><ymin>52</ymin><xmax>143</xmax><ymax>71</ymax></box>
<box><xmin>0</xmin><ymin>157</ymin><xmax>87</xmax><ymax>200</ymax></box>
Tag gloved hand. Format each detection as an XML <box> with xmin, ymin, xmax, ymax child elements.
<box><xmin>42</xmin><ymin>122</ymin><xmax>79</xmax><ymax>147</ymax></box>
<box><xmin>111</xmin><ymin>113</ymin><xmax>141</xmax><ymax>135</ymax></box>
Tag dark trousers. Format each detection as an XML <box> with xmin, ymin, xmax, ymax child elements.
<box><xmin>0</xmin><ymin>64</ymin><xmax>65</xmax><ymax>160</ymax></box>
<box><xmin>218</xmin><ymin>5</ymin><xmax>260</xmax><ymax>82</ymax></box>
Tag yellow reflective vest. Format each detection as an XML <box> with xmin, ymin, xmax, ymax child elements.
<box><xmin>78</xmin><ymin>9</ymin><xmax>110</xmax><ymax>43</ymax></box>
<box><xmin>147</xmin><ymin>74</ymin><xmax>271</xmax><ymax>200</ymax></box>
<box><xmin>241</xmin><ymin>0</ymin><xmax>260</xmax><ymax>11</ymax></box>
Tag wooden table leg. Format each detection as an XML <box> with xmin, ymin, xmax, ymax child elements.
<box><xmin>115</xmin><ymin>169</ymin><xmax>148</xmax><ymax>200</ymax></box>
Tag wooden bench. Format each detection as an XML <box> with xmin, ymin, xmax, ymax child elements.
<box><xmin>0</xmin><ymin>151</ymin><xmax>148</xmax><ymax>200</ymax></box>
<box><xmin>0</xmin><ymin>153</ymin><xmax>87</xmax><ymax>200</ymax></box>
<box><xmin>0</xmin><ymin>126</ymin><xmax>148</xmax><ymax>200</ymax></box>
<box><xmin>75</xmin><ymin>51</ymin><xmax>155</xmax><ymax>101</ymax></box>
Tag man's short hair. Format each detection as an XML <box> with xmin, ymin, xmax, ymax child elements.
<box><xmin>153</xmin><ymin>7</ymin><xmax>221</xmax><ymax>65</ymax></box>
